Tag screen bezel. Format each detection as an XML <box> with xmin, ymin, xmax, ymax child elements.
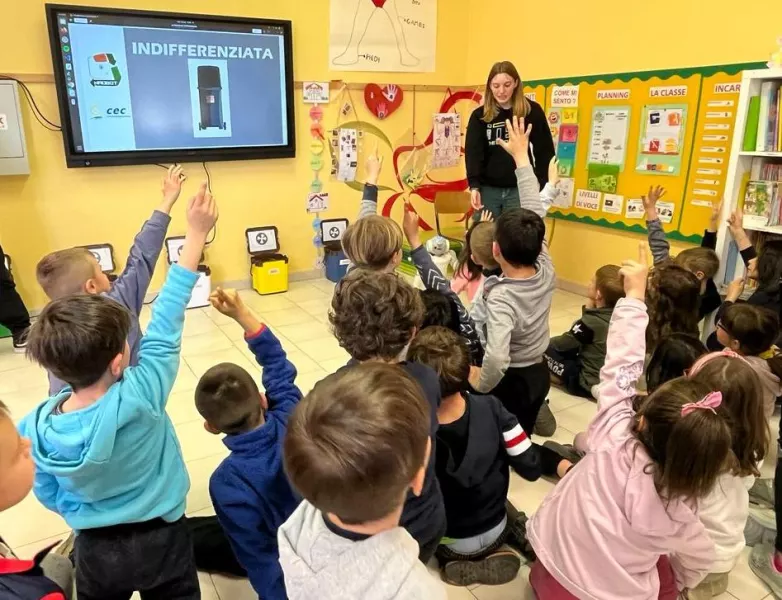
<box><xmin>46</xmin><ymin>3</ymin><xmax>296</xmax><ymax>168</ymax></box>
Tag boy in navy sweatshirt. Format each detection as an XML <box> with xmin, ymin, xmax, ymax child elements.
<box><xmin>196</xmin><ymin>287</ymin><xmax>301</xmax><ymax>600</ymax></box>
<box><xmin>20</xmin><ymin>183</ymin><xmax>217</xmax><ymax>599</ymax></box>
<box><xmin>408</xmin><ymin>327</ymin><xmax>572</xmax><ymax>587</ymax></box>
<box><xmin>36</xmin><ymin>165</ymin><xmax>187</xmax><ymax>395</ymax></box>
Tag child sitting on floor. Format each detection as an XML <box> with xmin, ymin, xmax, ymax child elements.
<box><xmin>20</xmin><ymin>183</ymin><xmax>217</xmax><ymax>600</ymax></box>
<box><xmin>194</xmin><ymin>288</ymin><xmax>302</xmax><ymax>600</ymax></box>
<box><xmin>643</xmin><ymin>186</ymin><xmax>722</xmax><ymax>321</ymax></box>
<box><xmin>468</xmin><ymin>116</ymin><xmax>555</xmax><ymax>437</ymax></box>
<box><xmin>329</xmin><ymin>269</ymin><xmax>447</xmax><ymax>562</ymax></box>
<box><xmin>560</xmin><ymin>332</ymin><xmax>708</xmax><ymax>460</ymax></box>
<box><xmin>0</xmin><ymin>400</ymin><xmax>73</xmax><ymax>599</ymax></box>
<box><xmin>527</xmin><ymin>245</ymin><xmax>731</xmax><ymax>599</ymax></box>
<box><xmin>715</xmin><ymin>303</ymin><xmax>782</xmax><ymax>419</ymax></box>
<box><xmin>545</xmin><ymin>264</ymin><xmax>624</xmax><ymax>398</ymax></box>
<box><xmin>35</xmin><ymin>165</ymin><xmax>187</xmax><ymax>395</ymax></box>
<box><xmin>342</xmin><ymin>147</ymin><xmax>403</xmax><ymax>272</ymax></box>
<box><xmin>278</xmin><ymin>363</ymin><xmax>446</xmax><ymax>600</ymax></box>
<box><xmin>409</xmin><ymin>327</ymin><xmax>571</xmax><ymax>587</ymax></box>
<box><xmin>402</xmin><ymin>202</ymin><xmax>483</xmax><ymax>364</ymax></box>
<box><xmin>686</xmin><ymin>351</ymin><xmax>769</xmax><ymax>599</ymax></box>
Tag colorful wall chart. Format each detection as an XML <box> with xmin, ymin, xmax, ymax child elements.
<box><xmin>527</xmin><ymin>62</ymin><xmax>765</xmax><ymax>243</ymax></box>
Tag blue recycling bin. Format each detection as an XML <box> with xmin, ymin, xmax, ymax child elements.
<box><xmin>324</xmin><ymin>244</ymin><xmax>350</xmax><ymax>283</ymax></box>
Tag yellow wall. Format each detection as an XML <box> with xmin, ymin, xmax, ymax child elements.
<box><xmin>1</xmin><ymin>0</ymin><xmax>469</xmax><ymax>310</ymax></box>
<box><xmin>467</xmin><ymin>0</ymin><xmax>782</xmax><ymax>287</ymax></box>
<box><xmin>6</xmin><ymin>0</ymin><xmax>782</xmax><ymax>308</ymax></box>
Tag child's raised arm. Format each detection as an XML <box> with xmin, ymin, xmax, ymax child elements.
<box><xmin>402</xmin><ymin>203</ymin><xmax>483</xmax><ymax>361</ymax></box>
<box><xmin>498</xmin><ymin>117</ymin><xmax>546</xmax><ymax>220</ymax></box>
<box><xmin>727</xmin><ymin>205</ymin><xmax>758</xmax><ymax>266</ymax></box>
<box><xmin>124</xmin><ymin>182</ymin><xmax>217</xmax><ymax>412</ymax></box>
<box><xmin>642</xmin><ymin>186</ymin><xmax>673</xmax><ymax>266</ymax></box>
<box><xmin>357</xmin><ymin>144</ymin><xmax>383</xmax><ymax>220</ymax></box>
<box><xmin>108</xmin><ymin>165</ymin><xmax>186</xmax><ymax>316</ymax></box>
<box><xmin>210</xmin><ymin>288</ymin><xmax>301</xmax><ymax>415</ymax></box>
<box><xmin>587</xmin><ymin>244</ymin><xmax>649</xmax><ymax>451</ymax></box>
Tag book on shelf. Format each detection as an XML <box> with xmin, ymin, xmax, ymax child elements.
<box><xmin>757</xmin><ymin>81</ymin><xmax>782</xmax><ymax>152</ymax></box>
<box><xmin>778</xmin><ymin>89</ymin><xmax>782</xmax><ymax>151</ymax></box>
<box><xmin>744</xmin><ymin>96</ymin><xmax>761</xmax><ymax>151</ymax></box>
<box><xmin>743</xmin><ymin>180</ymin><xmax>781</xmax><ymax>228</ymax></box>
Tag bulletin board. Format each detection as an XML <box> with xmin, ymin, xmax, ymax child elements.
<box><xmin>525</xmin><ymin>62</ymin><xmax>765</xmax><ymax>243</ymax></box>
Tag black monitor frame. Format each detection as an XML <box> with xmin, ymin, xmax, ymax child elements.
<box><xmin>46</xmin><ymin>4</ymin><xmax>296</xmax><ymax>168</ymax></box>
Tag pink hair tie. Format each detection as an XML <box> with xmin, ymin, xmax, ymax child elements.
<box><xmin>681</xmin><ymin>391</ymin><xmax>722</xmax><ymax>417</ymax></box>
<box><xmin>688</xmin><ymin>349</ymin><xmax>751</xmax><ymax>376</ymax></box>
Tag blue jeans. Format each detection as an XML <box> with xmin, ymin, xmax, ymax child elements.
<box><xmin>476</xmin><ymin>186</ymin><xmax>520</xmax><ymax>221</ymax></box>
<box><xmin>444</xmin><ymin>516</ymin><xmax>508</xmax><ymax>555</ymax></box>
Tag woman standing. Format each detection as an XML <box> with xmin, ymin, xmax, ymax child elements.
<box><xmin>466</xmin><ymin>61</ymin><xmax>555</xmax><ymax>217</ymax></box>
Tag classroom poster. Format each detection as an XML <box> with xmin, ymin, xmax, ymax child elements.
<box><xmin>587</xmin><ymin>164</ymin><xmax>620</xmax><ymax>193</ymax></box>
<box><xmin>636</xmin><ymin>105</ymin><xmax>687</xmax><ymax>175</ymax></box>
<box><xmin>553</xmin><ymin>178</ymin><xmax>575</xmax><ymax>208</ymax></box>
<box><xmin>431</xmin><ymin>113</ymin><xmax>461</xmax><ymax>169</ymax></box>
<box><xmin>337</xmin><ymin>128</ymin><xmax>358</xmax><ymax>182</ymax></box>
<box><xmin>602</xmin><ymin>193</ymin><xmax>624</xmax><ymax>215</ymax></box>
<box><xmin>625</xmin><ymin>199</ymin><xmax>645</xmax><ymax>219</ymax></box>
<box><xmin>329</xmin><ymin>0</ymin><xmax>437</xmax><ymax>72</ymax></box>
<box><xmin>657</xmin><ymin>201</ymin><xmax>675</xmax><ymax>224</ymax></box>
<box><xmin>549</xmin><ymin>108</ymin><xmax>579</xmax><ymax>177</ymax></box>
<box><xmin>575</xmin><ymin>189</ymin><xmax>601</xmax><ymax>211</ymax></box>
<box><xmin>588</xmin><ymin>107</ymin><xmax>630</xmax><ymax>167</ymax></box>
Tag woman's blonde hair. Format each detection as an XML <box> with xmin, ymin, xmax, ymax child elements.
<box><xmin>341</xmin><ymin>215</ymin><xmax>403</xmax><ymax>271</ymax></box>
<box><xmin>481</xmin><ymin>61</ymin><xmax>530</xmax><ymax>123</ymax></box>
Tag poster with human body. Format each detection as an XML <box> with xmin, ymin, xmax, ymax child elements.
<box><xmin>432</xmin><ymin>113</ymin><xmax>461</xmax><ymax>169</ymax></box>
<box><xmin>329</xmin><ymin>0</ymin><xmax>436</xmax><ymax>72</ymax></box>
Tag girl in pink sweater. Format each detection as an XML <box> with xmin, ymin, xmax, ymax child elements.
<box><xmin>527</xmin><ymin>246</ymin><xmax>733</xmax><ymax>600</ymax></box>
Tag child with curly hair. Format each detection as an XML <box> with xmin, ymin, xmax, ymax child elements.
<box><xmin>328</xmin><ymin>269</ymin><xmax>446</xmax><ymax>563</ymax></box>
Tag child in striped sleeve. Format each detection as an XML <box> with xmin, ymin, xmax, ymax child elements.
<box><xmin>408</xmin><ymin>327</ymin><xmax>573</xmax><ymax>588</ymax></box>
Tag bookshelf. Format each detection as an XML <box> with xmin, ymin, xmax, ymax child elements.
<box><xmin>716</xmin><ymin>68</ymin><xmax>782</xmax><ymax>284</ymax></box>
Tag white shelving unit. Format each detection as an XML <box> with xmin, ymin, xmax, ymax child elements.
<box><xmin>716</xmin><ymin>68</ymin><xmax>782</xmax><ymax>284</ymax></box>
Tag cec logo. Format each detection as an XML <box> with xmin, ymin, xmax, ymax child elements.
<box><xmin>90</xmin><ymin>105</ymin><xmax>130</xmax><ymax>119</ymax></box>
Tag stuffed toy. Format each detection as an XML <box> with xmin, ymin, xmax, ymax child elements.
<box><xmin>412</xmin><ymin>235</ymin><xmax>458</xmax><ymax>290</ymax></box>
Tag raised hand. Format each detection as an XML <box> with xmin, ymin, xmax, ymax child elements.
<box><xmin>402</xmin><ymin>202</ymin><xmax>421</xmax><ymax>249</ymax></box>
<box><xmin>497</xmin><ymin>116</ymin><xmax>532</xmax><ymax>167</ymax></box>
<box><xmin>547</xmin><ymin>157</ymin><xmax>560</xmax><ymax>187</ymax></box>
<box><xmin>210</xmin><ymin>287</ymin><xmax>262</xmax><ymax>333</ymax></box>
<box><xmin>187</xmin><ymin>182</ymin><xmax>218</xmax><ymax>236</ymax></box>
<box><xmin>619</xmin><ymin>243</ymin><xmax>649</xmax><ymax>301</ymax></box>
<box><xmin>365</xmin><ymin>142</ymin><xmax>383</xmax><ymax>186</ymax></box>
<box><xmin>479</xmin><ymin>209</ymin><xmax>494</xmax><ymax>223</ymax></box>
<box><xmin>641</xmin><ymin>185</ymin><xmax>666</xmax><ymax>221</ymax></box>
<box><xmin>709</xmin><ymin>199</ymin><xmax>723</xmax><ymax>232</ymax></box>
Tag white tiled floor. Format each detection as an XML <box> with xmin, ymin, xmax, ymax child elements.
<box><xmin>0</xmin><ymin>281</ymin><xmax>774</xmax><ymax>598</ymax></box>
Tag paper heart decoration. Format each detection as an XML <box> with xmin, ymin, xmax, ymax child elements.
<box><xmin>364</xmin><ymin>83</ymin><xmax>404</xmax><ymax>120</ymax></box>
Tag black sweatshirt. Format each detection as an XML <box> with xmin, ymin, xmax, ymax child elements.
<box><xmin>435</xmin><ymin>392</ymin><xmax>541</xmax><ymax>539</ymax></box>
<box><xmin>465</xmin><ymin>100</ymin><xmax>555</xmax><ymax>189</ymax></box>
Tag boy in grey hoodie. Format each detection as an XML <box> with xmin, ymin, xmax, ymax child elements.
<box><xmin>469</xmin><ymin>116</ymin><xmax>556</xmax><ymax>436</ymax></box>
<box><xmin>278</xmin><ymin>362</ymin><xmax>446</xmax><ymax>600</ymax></box>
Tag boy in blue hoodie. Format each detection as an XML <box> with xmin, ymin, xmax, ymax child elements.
<box><xmin>36</xmin><ymin>165</ymin><xmax>187</xmax><ymax>395</ymax></box>
<box><xmin>195</xmin><ymin>287</ymin><xmax>302</xmax><ymax>600</ymax></box>
<box><xmin>19</xmin><ymin>182</ymin><xmax>218</xmax><ymax>600</ymax></box>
